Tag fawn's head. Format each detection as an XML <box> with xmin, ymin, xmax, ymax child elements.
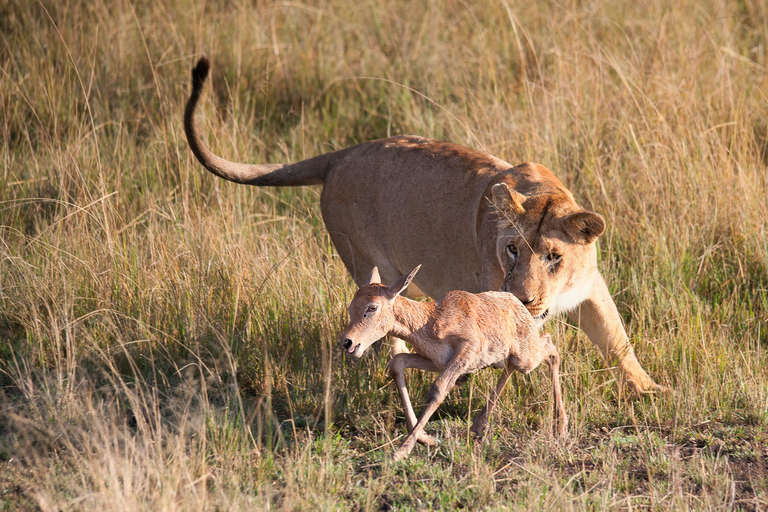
<box><xmin>339</xmin><ymin>265</ymin><xmax>421</xmax><ymax>360</ymax></box>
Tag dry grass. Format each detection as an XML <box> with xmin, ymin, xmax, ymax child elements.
<box><xmin>1</xmin><ymin>0</ymin><xmax>767</xmax><ymax>509</ymax></box>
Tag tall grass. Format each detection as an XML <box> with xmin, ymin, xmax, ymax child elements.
<box><xmin>1</xmin><ymin>0</ymin><xmax>767</xmax><ymax>509</ymax></box>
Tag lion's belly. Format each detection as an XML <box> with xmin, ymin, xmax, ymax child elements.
<box><xmin>320</xmin><ymin>138</ymin><xmax>500</xmax><ymax>297</ymax></box>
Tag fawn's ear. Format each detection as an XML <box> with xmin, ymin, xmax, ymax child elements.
<box><xmin>386</xmin><ymin>265</ymin><xmax>421</xmax><ymax>302</ymax></box>
<box><xmin>365</xmin><ymin>267</ymin><xmax>381</xmax><ymax>285</ymax></box>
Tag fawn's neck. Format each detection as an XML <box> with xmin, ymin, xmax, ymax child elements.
<box><xmin>389</xmin><ymin>296</ymin><xmax>436</xmax><ymax>347</ymax></box>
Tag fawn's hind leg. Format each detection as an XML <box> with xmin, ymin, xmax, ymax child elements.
<box><xmin>470</xmin><ymin>364</ymin><xmax>515</xmax><ymax>437</ymax></box>
<box><xmin>509</xmin><ymin>333</ymin><xmax>568</xmax><ymax>438</ymax></box>
<box><xmin>387</xmin><ymin>354</ymin><xmax>440</xmax><ymax>446</ymax></box>
<box><xmin>542</xmin><ymin>335</ymin><xmax>568</xmax><ymax>438</ymax></box>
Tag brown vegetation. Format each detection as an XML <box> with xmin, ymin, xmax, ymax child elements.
<box><xmin>1</xmin><ymin>0</ymin><xmax>767</xmax><ymax>509</ymax></box>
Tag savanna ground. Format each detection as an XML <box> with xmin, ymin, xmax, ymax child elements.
<box><xmin>1</xmin><ymin>0</ymin><xmax>767</xmax><ymax>509</ymax></box>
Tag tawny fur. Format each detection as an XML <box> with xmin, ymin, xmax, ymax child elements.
<box><xmin>184</xmin><ymin>57</ymin><xmax>663</xmax><ymax>394</ymax></box>
<box><xmin>339</xmin><ymin>266</ymin><xmax>568</xmax><ymax>460</ymax></box>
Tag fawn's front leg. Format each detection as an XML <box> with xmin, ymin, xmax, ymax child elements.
<box><xmin>388</xmin><ymin>353</ymin><xmax>441</xmax><ymax>446</ymax></box>
<box><xmin>393</xmin><ymin>348</ymin><xmax>474</xmax><ymax>460</ymax></box>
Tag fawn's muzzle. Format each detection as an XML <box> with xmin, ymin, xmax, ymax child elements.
<box><xmin>340</xmin><ymin>337</ymin><xmax>362</xmax><ymax>356</ymax></box>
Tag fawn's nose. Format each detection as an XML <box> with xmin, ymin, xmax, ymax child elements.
<box><xmin>343</xmin><ymin>338</ymin><xmax>353</xmax><ymax>350</ymax></box>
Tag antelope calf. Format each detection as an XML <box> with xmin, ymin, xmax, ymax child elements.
<box><xmin>339</xmin><ymin>265</ymin><xmax>568</xmax><ymax>460</ymax></box>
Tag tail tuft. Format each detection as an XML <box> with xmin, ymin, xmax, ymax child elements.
<box><xmin>191</xmin><ymin>57</ymin><xmax>210</xmax><ymax>90</ymax></box>
<box><xmin>184</xmin><ymin>55</ymin><xmax>335</xmax><ymax>186</ymax></box>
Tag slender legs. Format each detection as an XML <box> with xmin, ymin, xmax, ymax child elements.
<box><xmin>543</xmin><ymin>339</ymin><xmax>568</xmax><ymax>438</ymax></box>
<box><xmin>470</xmin><ymin>364</ymin><xmax>515</xmax><ymax>436</ymax></box>
<box><xmin>387</xmin><ymin>336</ymin><xmax>567</xmax><ymax>461</ymax></box>
<box><xmin>391</xmin><ymin>352</ymin><xmax>473</xmax><ymax>461</ymax></box>
<box><xmin>387</xmin><ymin>354</ymin><xmax>440</xmax><ymax>446</ymax></box>
<box><xmin>472</xmin><ymin>334</ymin><xmax>568</xmax><ymax>439</ymax></box>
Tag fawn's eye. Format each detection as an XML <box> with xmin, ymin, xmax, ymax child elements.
<box><xmin>366</xmin><ymin>305</ymin><xmax>378</xmax><ymax>313</ymax></box>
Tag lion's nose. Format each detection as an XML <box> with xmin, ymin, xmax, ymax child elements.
<box><xmin>520</xmin><ymin>297</ymin><xmax>536</xmax><ymax>305</ymax></box>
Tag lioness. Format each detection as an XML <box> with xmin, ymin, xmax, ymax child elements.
<box><xmin>184</xmin><ymin>57</ymin><xmax>662</xmax><ymax>394</ymax></box>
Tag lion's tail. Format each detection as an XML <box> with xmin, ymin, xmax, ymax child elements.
<box><xmin>184</xmin><ymin>57</ymin><xmax>337</xmax><ymax>186</ymax></box>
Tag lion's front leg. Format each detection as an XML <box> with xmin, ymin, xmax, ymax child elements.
<box><xmin>567</xmin><ymin>272</ymin><xmax>665</xmax><ymax>395</ymax></box>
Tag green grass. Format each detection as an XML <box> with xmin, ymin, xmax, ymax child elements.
<box><xmin>1</xmin><ymin>0</ymin><xmax>767</xmax><ymax>509</ymax></box>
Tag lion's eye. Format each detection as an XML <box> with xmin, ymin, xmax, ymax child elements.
<box><xmin>506</xmin><ymin>243</ymin><xmax>518</xmax><ymax>258</ymax></box>
<box><xmin>546</xmin><ymin>253</ymin><xmax>562</xmax><ymax>264</ymax></box>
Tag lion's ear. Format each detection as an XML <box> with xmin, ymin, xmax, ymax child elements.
<box><xmin>561</xmin><ymin>211</ymin><xmax>606</xmax><ymax>244</ymax></box>
<box><xmin>491</xmin><ymin>183</ymin><xmax>526</xmax><ymax>215</ymax></box>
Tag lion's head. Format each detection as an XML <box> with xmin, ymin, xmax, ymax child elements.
<box><xmin>490</xmin><ymin>171</ymin><xmax>606</xmax><ymax>325</ymax></box>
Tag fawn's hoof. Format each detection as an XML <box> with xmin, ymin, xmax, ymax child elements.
<box><xmin>392</xmin><ymin>443</ymin><xmax>414</xmax><ymax>461</ymax></box>
<box><xmin>470</xmin><ymin>416</ymin><xmax>488</xmax><ymax>438</ymax></box>
<box><xmin>554</xmin><ymin>419</ymin><xmax>569</xmax><ymax>439</ymax></box>
<box><xmin>417</xmin><ymin>433</ymin><xmax>438</xmax><ymax>447</ymax></box>
<box><xmin>392</xmin><ymin>435</ymin><xmax>420</xmax><ymax>461</ymax></box>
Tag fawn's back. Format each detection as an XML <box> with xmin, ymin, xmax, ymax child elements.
<box><xmin>414</xmin><ymin>290</ymin><xmax>539</xmax><ymax>371</ymax></box>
